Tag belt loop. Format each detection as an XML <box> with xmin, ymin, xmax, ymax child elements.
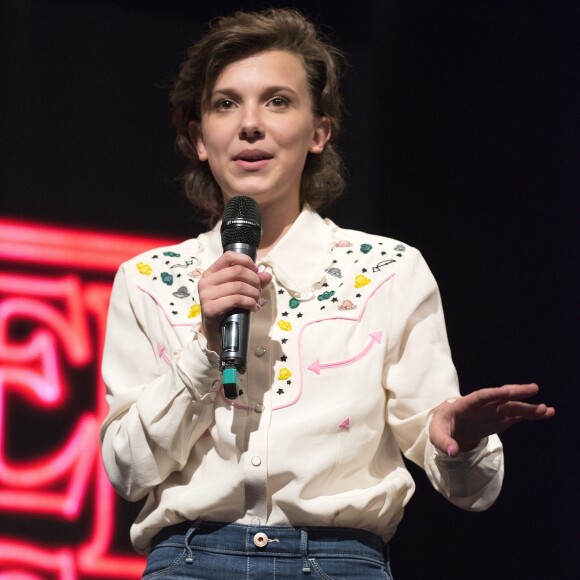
<box><xmin>184</xmin><ymin>524</ymin><xmax>197</xmax><ymax>564</ymax></box>
<box><xmin>300</xmin><ymin>528</ymin><xmax>311</xmax><ymax>574</ymax></box>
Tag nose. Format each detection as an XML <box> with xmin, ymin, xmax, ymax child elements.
<box><xmin>239</xmin><ymin>106</ymin><xmax>264</xmax><ymax>142</ymax></box>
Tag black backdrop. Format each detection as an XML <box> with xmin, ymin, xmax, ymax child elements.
<box><xmin>1</xmin><ymin>0</ymin><xmax>577</xmax><ymax>578</ymax></box>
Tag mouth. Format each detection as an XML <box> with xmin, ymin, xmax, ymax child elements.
<box><xmin>233</xmin><ymin>150</ymin><xmax>273</xmax><ymax>162</ymax></box>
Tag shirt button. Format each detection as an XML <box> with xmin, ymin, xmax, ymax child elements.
<box><xmin>253</xmin><ymin>532</ymin><xmax>269</xmax><ymax>548</ymax></box>
<box><xmin>254</xmin><ymin>404</ymin><xmax>264</xmax><ymax>413</ymax></box>
<box><xmin>254</xmin><ymin>346</ymin><xmax>266</xmax><ymax>357</ymax></box>
<box><xmin>251</xmin><ymin>456</ymin><xmax>261</xmax><ymax>466</ymax></box>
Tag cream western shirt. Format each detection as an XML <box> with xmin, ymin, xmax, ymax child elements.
<box><xmin>100</xmin><ymin>207</ymin><xmax>503</xmax><ymax>554</ymax></box>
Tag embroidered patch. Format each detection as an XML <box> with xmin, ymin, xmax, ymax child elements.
<box><xmin>354</xmin><ymin>274</ymin><xmax>371</xmax><ymax>288</ymax></box>
<box><xmin>278</xmin><ymin>368</ymin><xmax>292</xmax><ymax>381</ymax></box>
<box><xmin>325</xmin><ymin>267</ymin><xmax>342</xmax><ymax>278</ymax></box>
<box><xmin>317</xmin><ymin>290</ymin><xmax>335</xmax><ymax>301</ymax></box>
<box><xmin>161</xmin><ymin>272</ymin><xmax>173</xmax><ymax>286</ymax></box>
<box><xmin>335</xmin><ymin>240</ymin><xmax>353</xmax><ymax>247</ymax></box>
<box><xmin>338</xmin><ymin>300</ymin><xmax>357</xmax><ymax>311</ymax></box>
<box><xmin>188</xmin><ymin>304</ymin><xmax>201</xmax><ymax>318</ymax></box>
<box><xmin>278</xmin><ymin>320</ymin><xmax>292</xmax><ymax>331</ymax></box>
<box><xmin>338</xmin><ymin>418</ymin><xmax>350</xmax><ymax>431</ymax></box>
<box><xmin>289</xmin><ymin>297</ymin><xmax>301</xmax><ymax>309</ymax></box>
<box><xmin>360</xmin><ymin>243</ymin><xmax>372</xmax><ymax>254</ymax></box>
<box><xmin>136</xmin><ymin>262</ymin><xmax>152</xmax><ymax>275</ymax></box>
<box><xmin>372</xmin><ymin>259</ymin><xmax>396</xmax><ymax>273</ymax></box>
<box><xmin>171</xmin><ymin>259</ymin><xmax>196</xmax><ymax>270</ymax></box>
<box><xmin>172</xmin><ymin>286</ymin><xmax>190</xmax><ymax>298</ymax></box>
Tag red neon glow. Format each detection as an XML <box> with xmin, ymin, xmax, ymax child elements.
<box><xmin>0</xmin><ymin>218</ymin><xmax>179</xmax><ymax>578</ymax></box>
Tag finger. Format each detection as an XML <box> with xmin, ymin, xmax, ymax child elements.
<box><xmin>205</xmin><ymin>251</ymin><xmax>258</xmax><ymax>274</ymax></box>
<box><xmin>199</xmin><ymin>267</ymin><xmax>262</xmax><ymax>300</ymax></box>
<box><xmin>460</xmin><ymin>383</ymin><xmax>540</xmax><ymax>411</ymax></box>
<box><xmin>428</xmin><ymin>410</ymin><xmax>459</xmax><ymax>456</ymax></box>
<box><xmin>498</xmin><ymin>383</ymin><xmax>540</xmax><ymax>400</ymax></box>
<box><xmin>258</xmin><ymin>271</ymin><xmax>272</xmax><ymax>288</ymax></box>
<box><xmin>497</xmin><ymin>402</ymin><xmax>556</xmax><ymax>420</ymax></box>
<box><xmin>202</xmin><ymin>281</ymin><xmax>262</xmax><ymax>309</ymax></box>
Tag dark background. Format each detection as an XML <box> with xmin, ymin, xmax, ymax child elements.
<box><xmin>1</xmin><ymin>0</ymin><xmax>577</xmax><ymax>578</ymax></box>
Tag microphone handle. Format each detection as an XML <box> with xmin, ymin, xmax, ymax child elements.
<box><xmin>220</xmin><ymin>242</ymin><xmax>257</xmax><ymax>379</ymax></box>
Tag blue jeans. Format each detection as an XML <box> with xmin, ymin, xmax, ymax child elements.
<box><xmin>142</xmin><ymin>521</ymin><xmax>393</xmax><ymax>579</ymax></box>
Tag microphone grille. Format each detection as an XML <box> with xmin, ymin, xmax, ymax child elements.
<box><xmin>221</xmin><ymin>196</ymin><xmax>262</xmax><ymax>248</ymax></box>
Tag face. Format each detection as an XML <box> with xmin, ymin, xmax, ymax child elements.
<box><xmin>189</xmin><ymin>50</ymin><xmax>331</xmax><ymax>214</ymax></box>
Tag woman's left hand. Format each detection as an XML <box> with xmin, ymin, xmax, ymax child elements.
<box><xmin>429</xmin><ymin>383</ymin><xmax>555</xmax><ymax>457</ymax></box>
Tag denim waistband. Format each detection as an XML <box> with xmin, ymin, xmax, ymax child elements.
<box><xmin>152</xmin><ymin>520</ymin><xmax>388</xmax><ymax>566</ymax></box>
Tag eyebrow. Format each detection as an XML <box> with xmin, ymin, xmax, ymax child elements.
<box><xmin>210</xmin><ymin>85</ymin><xmax>300</xmax><ymax>99</ymax></box>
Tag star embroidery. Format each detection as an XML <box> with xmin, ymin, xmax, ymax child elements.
<box><xmin>277</xmin><ymin>388</ymin><xmax>284</xmax><ymax>395</ymax></box>
<box><xmin>381</xmin><ymin>251</ymin><xmax>387</xmax><ymax>256</ymax></box>
<box><xmin>281</xmin><ymin>338</ymin><xmax>288</xmax><ymax>344</ymax></box>
<box><xmin>280</xmin><ymin>355</ymin><xmax>287</xmax><ymax>362</ymax></box>
<box><xmin>356</xmin><ymin>293</ymin><xmax>361</xmax><ymax>298</ymax></box>
<box><xmin>278</xmin><ymin>289</ymin><xmax>285</xmax><ymax>295</ymax></box>
<box><xmin>331</xmin><ymin>297</ymin><xmax>338</xmax><ymax>302</ymax></box>
<box><xmin>333</xmin><ymin>260</ymin><xmax>338</xmax><ymax>264</ymax></box>
<box><xmin>347</xmin><ymin>250</ymin><xmax>353</xmax><ymax>254</ymax></box>
<box><xmin>282</xmin><ymin>311</ymin><xmax>289</xmax><ymax>316</ymax></box>
<box><xmin>286</xmin><ymin>380</ymin><xmax>292</xmax><ymax>385</ymax></box>
<box><xmin>297</xmin><ymin>312</ymin><xmax>303</xmax><ymax>318</ymax></box>
<box><xmin>165</xmin><ymin>261</ymin><xmax>170</xmax><ymax>265</ymax></box>
<box><xmin>322</xmin><ymin>282</ymin><xmax>329</xmax><ymax>287</ymax></box>
<box><xmin>362</xmin><ymin>268</ymin><xmax>367</xmax><ymax>273</ymax></box>
<box><xmin>397</xmin><ymin>253</ymin><xmax>403</xmax><ymax>257</ymax></box>
<box><xmin>152</xmin><ymin>255</ymin><xmax>158</xmax><ymax>259</ymax></box>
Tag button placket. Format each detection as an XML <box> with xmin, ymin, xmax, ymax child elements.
<box><xmin>242</xmin><ymin>281</ymin><xmax>273</xmax><ymax>525</ymax></box>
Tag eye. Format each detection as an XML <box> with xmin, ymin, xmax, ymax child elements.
<box><xmin>215</xmin><ymin>99</ymin><xmax>236</xmax><ymax>111</ymax></box>
<box><xmin>268</xmin><ymin>96</ymin><xmax>290</xmax><ymax>109</ymax></box>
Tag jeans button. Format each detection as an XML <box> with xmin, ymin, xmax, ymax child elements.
<box><xmin>253</xmin><ymin>532</ymin><xmax>269</xmax><ymax>548</ymax></box>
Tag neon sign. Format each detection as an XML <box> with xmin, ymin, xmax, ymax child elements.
<box><xmin>0</xmin><ymin>218</ymin><xmax>176</xmax><ymax>578</ymax></box>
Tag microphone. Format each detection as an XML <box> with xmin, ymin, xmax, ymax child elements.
<box><xmin>219</xmin><ymin>196</ymin><xmax>262</xmax><ymax>399</ymax></box>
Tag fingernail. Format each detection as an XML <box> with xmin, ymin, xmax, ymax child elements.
<box><xmin>253</xmin><ymin>302</ymin><xmax>261</xmax><ymax>312</ymax></box>
<box><xmin>252</xmin><ymin>264</ymin><xmax>259</xmax><ymax>273</ymax></box>
<box><xmin>447</xmin><ymin>445</ymin><xmax>454</xmax><ymax>456</ymax></box>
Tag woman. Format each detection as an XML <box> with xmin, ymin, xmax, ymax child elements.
<box><xmin>100</xmin><ymin>8</ymin><xmax>554</xmax><ymax>579</ymax></box>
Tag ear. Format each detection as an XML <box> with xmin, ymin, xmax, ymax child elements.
<box><xmin>187</xmin><ymin>120</ymin><xmax>208</xmax><ymax>161</ymax></box>
<box><xmin>308</xmin><ymin>116</ymin><xmax>332</xmax><ymax>154</ymax></box>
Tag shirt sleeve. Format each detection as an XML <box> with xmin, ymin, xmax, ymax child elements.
<box><xmin>383</xmin><ymin>249</ymin><xmax>504</xmax><ymax>510</ymax></box>
<box><xmin>99</xmin><ymin>264</ymin><xmax>221</xmax><ymax>502</ymax></box>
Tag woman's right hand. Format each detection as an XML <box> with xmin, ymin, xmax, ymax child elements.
<box><xmin>197</xmin><ymin>251</ymin><xmax>272</xmax><ymax>353</ymax></box>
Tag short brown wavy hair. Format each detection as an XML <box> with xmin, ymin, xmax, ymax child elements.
<box><xmin>170</xmin><ymin>8</ymin><xmax>346</xmax><ymax>227</ymax></box>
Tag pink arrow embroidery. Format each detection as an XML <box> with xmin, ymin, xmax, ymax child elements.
<box><xmin>338</xmin><ymin>418</ymin><xmax>350</xmax><ymax>431</ymax></box>
<box><xmin>307</xmin><ymin>331</ymin><xmax>382</xmax><ymax>375</ymax></box>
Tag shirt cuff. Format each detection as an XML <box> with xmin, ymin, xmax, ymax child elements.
<box><xmin>176</xmin><ymin>330</ymin><xmax>221</xmax><ymax>398</ymax></box>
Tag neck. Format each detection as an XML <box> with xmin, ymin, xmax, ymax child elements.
<box><xmin>257</xmin><ymin>200</ymin><xmax>301</xmax><ymax>259</ymax></box>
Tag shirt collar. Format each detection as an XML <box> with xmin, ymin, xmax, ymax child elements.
<box><xmin>260</xmin><ymin>206</ymin><xmax>337</xmax><ymax>300</ymax></box>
